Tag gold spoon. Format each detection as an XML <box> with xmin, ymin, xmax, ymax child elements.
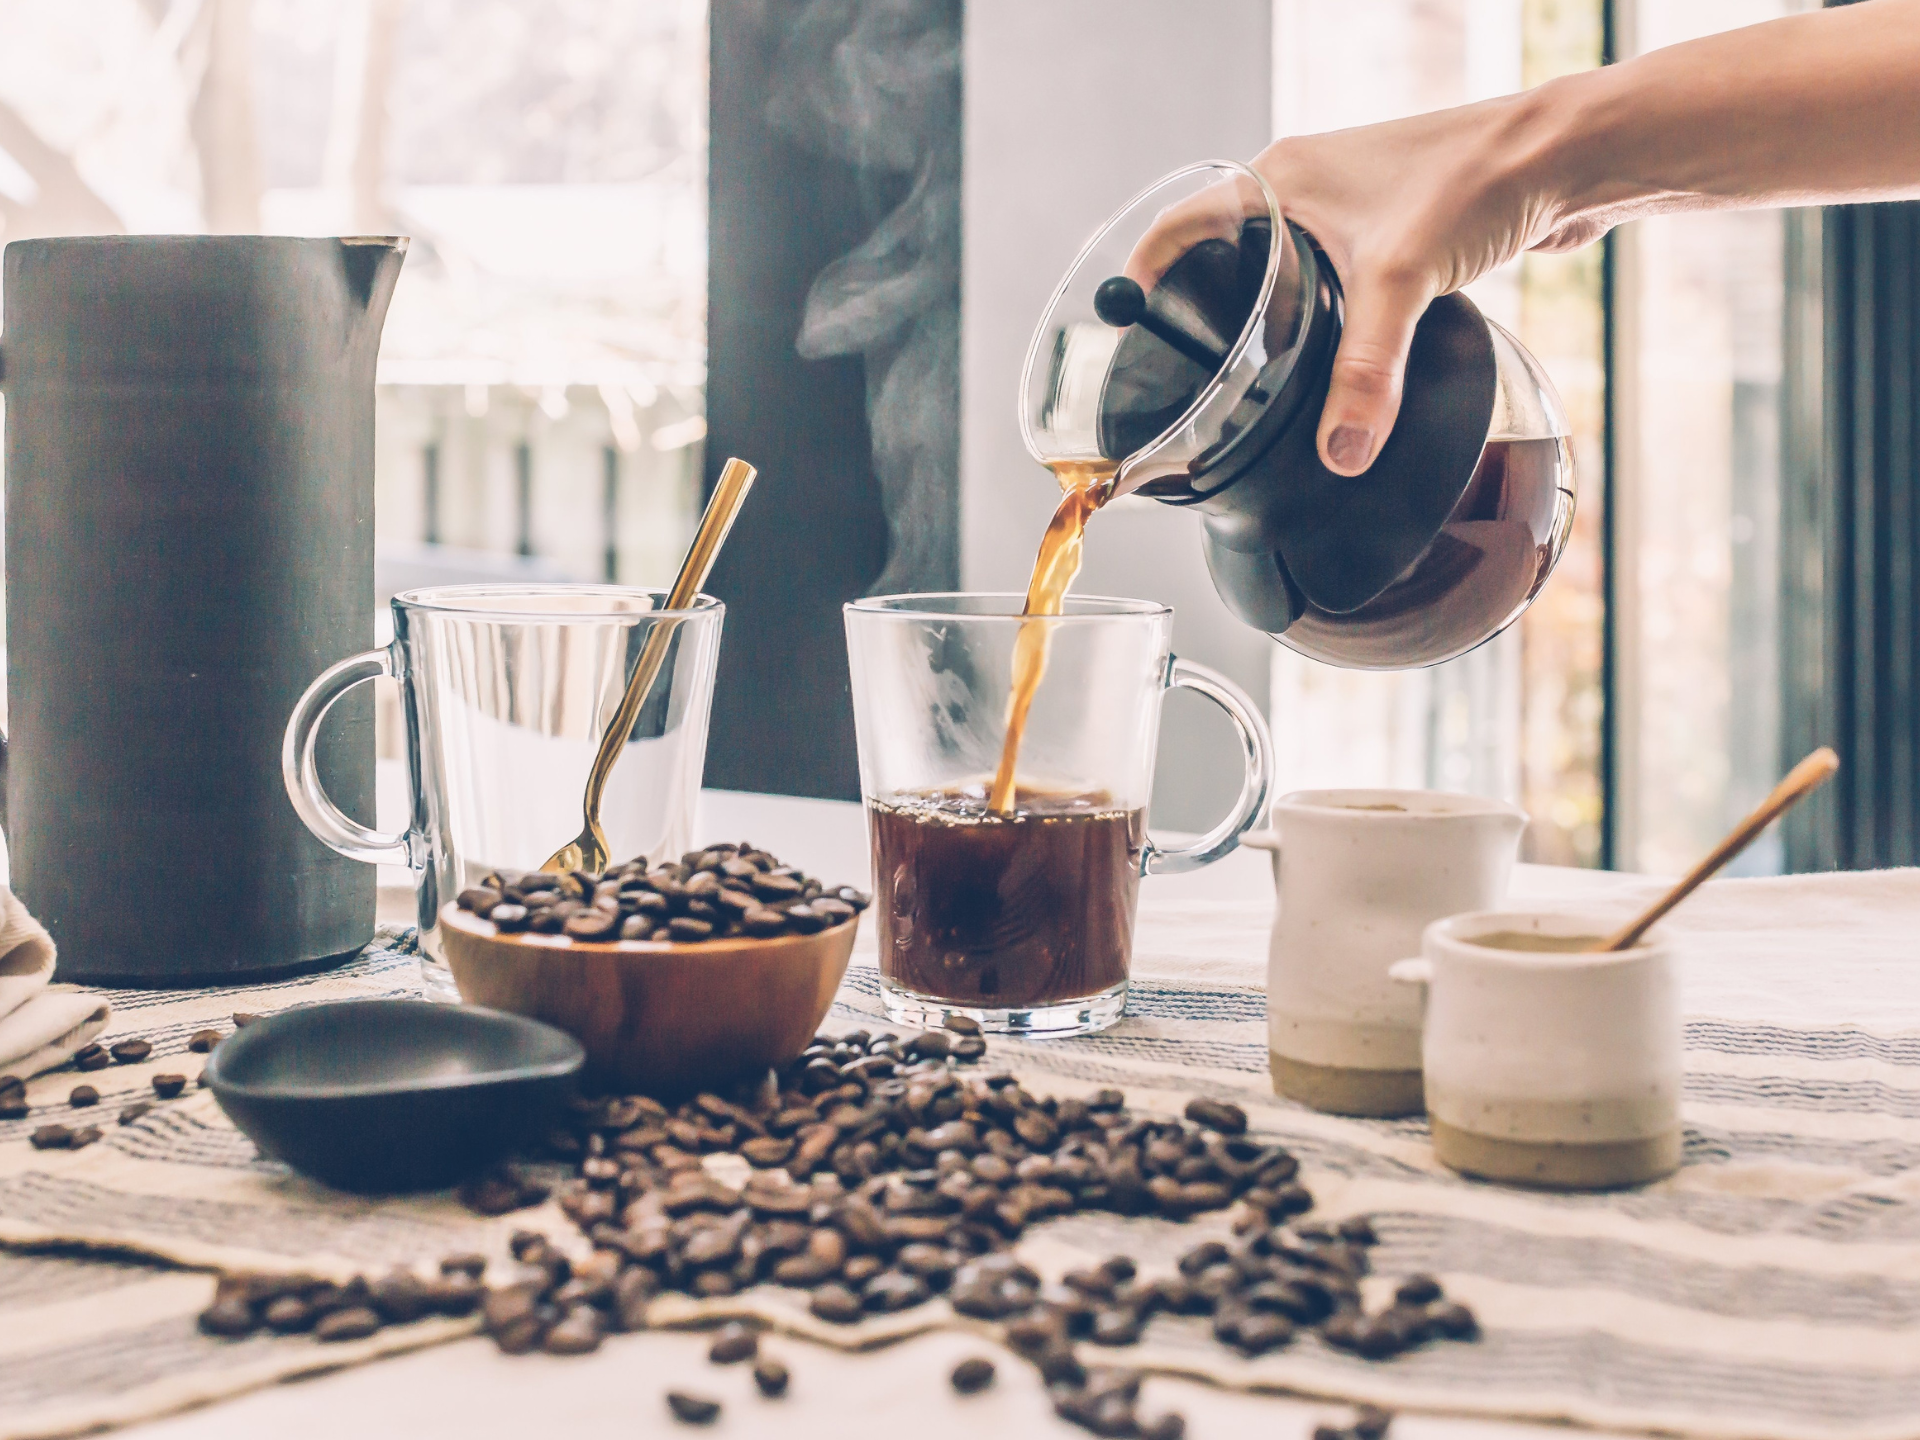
<box><xmin>540</xmin><ymin>456</ymin><xmax>758</xmax><ymax>875</ymax></box>
<box><xmin>1597</xmin><ymin>746</ymin><xmax>1839</xmax><ymax>952</ymax></box>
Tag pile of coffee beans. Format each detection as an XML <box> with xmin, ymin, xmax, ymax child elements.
<box><xmin>456</xmin><ymin>843</ymin><xmax>871</xmax><ymax>944</ymax></box>
<box><xmin>195</xmin><ymin>1025</ymin><xmax>1476</xmax><ymax>1431</ymax></box>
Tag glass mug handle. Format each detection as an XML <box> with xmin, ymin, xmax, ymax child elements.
<box><xmin>1140</xmin><ymin>655</ymin><xmax>1275</xmax><ymax>876</ymax></box>
<box><xmin>282</xmin><ymin>646</ymin><xmax>418</xmax><ymax>868</ymax></box>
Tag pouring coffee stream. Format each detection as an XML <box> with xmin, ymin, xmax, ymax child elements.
<box><xmin>987</xmin><ymin>459</ymin><xmax>1115</xmax><ymax>814</ymax></box>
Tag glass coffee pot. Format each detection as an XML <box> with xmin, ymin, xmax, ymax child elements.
<box><xmin>1021</xmin><ymin>160</ymin><xmax>1575</xmax><ymax>669</ymax></box>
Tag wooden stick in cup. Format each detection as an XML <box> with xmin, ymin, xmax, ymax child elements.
<box><xmin>1598</xmin><ymin>746</ymin><xmax>1839</xmax><ymax>952</ymax></box>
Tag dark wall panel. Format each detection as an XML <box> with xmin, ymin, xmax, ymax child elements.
<box><xmin>1781</xmin><ymin>201</ymin><xmax>1920</xmax><ymax>870</ymax></box>
<box><xmin>703</xmin><ymin>0</ymin><xmax>960</xmax><ymax>801</ymax></box>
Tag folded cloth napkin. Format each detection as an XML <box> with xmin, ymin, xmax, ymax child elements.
<box><xmin>0</xmin><ymin>887</ymin><xmax>107</xmax><ymax>1080</ymax></box>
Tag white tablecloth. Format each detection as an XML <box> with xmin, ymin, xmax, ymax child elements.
<box><xmin>108</xmin><ymin>791</ymin><xmax>1650</xmax><ymax>1440</ymax></box>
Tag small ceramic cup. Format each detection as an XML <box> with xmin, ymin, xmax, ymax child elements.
<box><xmin>1390</xmin><ymin>911</ymin><xmax>1683</xmax><ymax>1190</ymax></box>
<box><xmin>1247</xmin><ymin>789</ymin><xmax>1527</xmax><ymax>1118</ymax></box>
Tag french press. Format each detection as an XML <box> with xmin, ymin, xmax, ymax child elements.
<box><xmin>1021</xmin><ymin>160</ymin><xmax>1575</xmax><ymax>670</ymax></box>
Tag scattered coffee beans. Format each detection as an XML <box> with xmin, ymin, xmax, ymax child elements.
<box><xmin>151</xmin><ymin>1074</ymin><xmax>188</xmax><ymax>1100</ymax></box>
<box><xmin>192</xmin><ymin>1015</ymin><xmax>1475</xmax><ymax>1423</ymax></box>
<box><xmin>110</xmin><ymin>1039</ymin><xmax>153</xmax><ymax>1065</ymax></box>
<box><xmin>456</xmin><ymin>843</ymin><xmax>872</xmax><ymax>944</ymax></box>
<box><xmin>233</xmin><ymin>1013</ymin><xmax>262</xmax><ymax>1029</ymax></box>
<box><xmin>69</xmin><ymin>1085</ymin><xmax>99</xmax><ymax>1108</ymax></box>
<box><xmin>666</xmin><ymin>1391</ymin><xmax>721</xmax><ymax>1425</ymax></box>
<box><xmin>118</xmin><ymin>1101</ymin><xmax>155</xmax><ymax>1126</ymax></box>
<box><xmin>0</xmin><ymin>1075</ymin><xmax>25</xmax><ymax>1121</ymax></box>
<box><xmin>950</xmin><ymin>1357</ymin><xmax>996</xmax><ymax>1393</ymax></box>
<box><xmin>188</xmin><ymin>1029</ymin><xmax>225</xmax><ymax>1053</ymax></box>
<box><xmin>30</xmin><ymin>1124</ymin><xmax>72</xmax><ymax>1149</ymax></box>
<box><xmin>73</xmin><ymin>1044</ymin><xmax>110</xmax><ymax>1072</ymax></box>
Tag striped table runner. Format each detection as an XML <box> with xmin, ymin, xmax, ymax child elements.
<box><xmin>2</xmin><ymin>866</ymin><xmax>1916</xmax><ymax>1440</ymax></box>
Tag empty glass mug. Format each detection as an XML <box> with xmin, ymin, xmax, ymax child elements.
<box><xmin>284</xmin><ymin>585</ymin><xmax>723</xmax><ymax>992</ymax></box>
<box><xmin>846</xmin><ymin>594</ymin><xmax>1274</xmax><ymax>1035</ymax></box>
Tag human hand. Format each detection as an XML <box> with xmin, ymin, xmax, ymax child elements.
<box><xmin>1243</xmin><ymin>92</ymin><xmax>1609</xmax><ymax>476</ymax></box>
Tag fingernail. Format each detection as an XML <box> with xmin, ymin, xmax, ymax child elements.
<box><xmin>1327</xmin><ymin>425</ymin><xmax>1375</xmax><ymax>473</ymax></box>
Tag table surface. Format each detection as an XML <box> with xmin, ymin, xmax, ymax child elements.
<box><xmin>158</xmin><ymin>789</ymin><xmax>1643</xmax><ymax>1440</ymax></box>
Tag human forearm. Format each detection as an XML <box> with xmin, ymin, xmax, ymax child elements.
<box><xmin>1536</xmin><ymin>0</ymin><xmax>1920</xmax><ymax>241</ymax></box>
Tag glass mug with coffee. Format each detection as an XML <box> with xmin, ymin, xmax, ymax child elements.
<box><xmin>845</xmin><ymin>594</ymin><xmax>1273</xmax><ymax>1036</ymax></box>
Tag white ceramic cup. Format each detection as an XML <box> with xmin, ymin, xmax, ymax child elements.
<box><xmin>1390</xmin><ymin>910</ymin><xmax>1683</xmax><ymax>1190</ymax></box>
<box><xmin>1246</xmin><ymin>788</ymin><xmax>1527</xmax><ymax>1118</ymax></box>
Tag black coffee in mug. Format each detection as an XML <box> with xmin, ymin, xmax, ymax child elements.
<box><xmin>869</xmin><ymin>787</ymin><xmax>1144</xmax><ymax>1009</ymax></box>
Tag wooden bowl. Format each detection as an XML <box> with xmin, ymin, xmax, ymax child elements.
<box><xmin>439</xmin><ymin>904</ymin><xmax>858</xmax><ymax>1096</ymax></box>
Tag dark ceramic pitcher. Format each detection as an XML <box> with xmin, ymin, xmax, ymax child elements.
<box><xmin>0</xmin><ymin>235</ymin><xmax>406</xmax><ymax>982</ymax></box>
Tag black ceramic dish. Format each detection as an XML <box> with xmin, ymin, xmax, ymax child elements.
<box><xmin>205</xmin><ymin>999</ymin><xmax>583</xmax><ymax>1193</ymax></box>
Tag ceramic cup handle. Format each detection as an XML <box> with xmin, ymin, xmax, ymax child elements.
<box><xmin>282</xmin><ymin>646</ymin><xmax>418</xmax><ymax>868</ymax></box>
<box><xmin>1140</xmin><ymin>656</ymin><xmax>1275</xmax><ymax>876</ymax></box>
<box><xmin>1388</xmin><ymin>958</ymin><xmax>1433</xmax><ymax>986</ymax></box>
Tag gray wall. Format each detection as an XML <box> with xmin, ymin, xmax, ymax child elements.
<box><xmin>961</xmin><ymin>0</ymin><xmax>1276</xmax><ymax>831</ymax></box>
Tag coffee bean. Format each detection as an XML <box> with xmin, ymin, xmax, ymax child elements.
<box><xmin>949</xmin><ymin>1357</ymin><xmax>995</xmax><ymax>1393</ymax></box>
<box><xmin>315</xmin><ymin>1305</ymin><xmax>383</xmax><ymax>1342</ymax></box>
<box><xmin>742</xmin><ymin>908</ymin><xmax>789</xmax><ymax>937</ymax></box>
<box><xmin>1353</xmin><ymin>1404</ymin><xmax>1395</xmax><ymax>1439</ymax></box>
<box><xmin>74</xmin><ymin>1044</ymin><xmax>110</xmax><ymax>1072</ymax></box>
<box><xmin>1395</xmin><ymin>1273</ymin><xmax>1442</xmax><ymax>1306</ymax></box>
<box><xmin>908</xmin><ymin>1030</ymin><xmax>952</xmax><ymax>1060</ymax></box>
<box><xmin>562</xmin><ymin>908</ymin><xmax>618</xmax><ymax>941</ymax></box>
<box><xmin>668</xmin><ymin>917</ymin><xmax>715</xmax><ymax>942</ymax></box>
<box><xmin>186</xmin><ymin>1029</ymin><xmax>223</xmax><ymax>1053</ymax></box>
<box><xmin>69</xmin><ymin>1125</ymin><xmax>103</xmax><ymax>1148</ymax></box>
<box><xmin>0</xmin><ymin>1074</ymin><xmax>21</xmax><ymax>1100</ymax></box>
<box><xmin>708</xmin><ymin>1323</ymin><xmax>758</xmax><ymax>1364</ymax></box>
<box><xmin>544</xmin><ymin>1306</ymin><xmax>605</xmax><ymax>1354</ymax></box>
<box><xmin>1313</xmin><ymin>1427</ymin><xmax>1349</xmax><ymax>1440</ymax></box>
<box><xmin>491</xmin><ymin>904</ymin><xmax>532</xmax><ymax>932</ymax></box>
<box><xmin>751</xmin><ymin>1357</ymin><xmax>791</xmax><ymax>1397</ymax></box>
<box><xmin>751</xmin><ymin>873</ymin><xmax>804</xmax><ymax>902</ymax></box>
<box><xmin>666</xmin><ymin>1392</ymin><xmax>721</xmax><ymax>1425</ymax></box>
<box><xmin>610</xmin><ymin>1268</ymin><xmax>658</xmax><ymax>1332</ymax></box>
<box><xmin>809</xmin><ymin>1283</ymin><xmax>863</xmax><ymax>1324</ymax></box>
<box><xmin>1337</xmin><ymin>1216</ymin><xmax>1378</xmax><ymax>1247</ymax></box>
<box><xmin>259</xmin><ymin>1294</ymin><xmax>314</xmax><ymax>1332</ymax></box>
<box><xmin>1141</xmin><ymin>1414</ymin><xmax>1187</xmax><ymax>1440</ymax></box>
<box><xmin>1183</xmin><ymin>1097</ymin><xmax>1248</xmax><ymax>1135</ymax></box>
<box><xmin>30</xmin><ymin>1124</ymin><xmax>72</xmax><ymax>1149</ymax></box>
<box><xmin>1091</xmin><ymin>1308</ymin><xmax>1143</xmax><ymax>1346</ymax></box>
<box><xmin>69</xmin><ymin>1084</ymin><xmax>99</xmax><ymax>1107</ymax></box>
<box><xmin>1426</xmin><ymin>1299</ymin><xmax>1478</xmax><ymax>1339</ymax></box>
<box><xmin>457</xmin><ymin>886</ymin><xmax>504</xmax><ymax>915</ymax></box>
<box><xmin>0</xmin><ymin>1095</ymin><xmax>27</xmax><ymax>1120</ymax></box>
<box><xmin>151</xmin><ymin>1074</ymin><xmax>187</xmax><ymax>1099</ymax></box>
<box><xmin>118</xmin><ymin>1101</ymin><xmax>154</xmax><ymax>1126</ymax></box>
<box><xmin>232</xmin><ymin>1012</ymin><xmax>263</xmax><ymax>1029</ymax></box>
<box><xmin>863</xmin><ymin>1270</ymin><xmax>931</xmax><ymax>1312</ymax></box>
<box><xmin>783</xmin><ymin>904</ymin><xmax>828</xmax><ymax>934</ymax></box>
<box><xmin>812</xmin><ymin>897</ymin><xmax>856</xmax><ymax>925</ymax></box>
<box><xmin>1234</xmin><ymin>1311</ymin><xmax>1294</xmax><ymax>1355</ymax></box>
<box><xmin>198</xmin><ymin>1297</ymin><xmax>258</xmax><ymax>1337</ymax></box>
<box><xmin>110</xmin><ymin>1039</ymin><xmax>153</xmax><ymax>1064</ymax></box>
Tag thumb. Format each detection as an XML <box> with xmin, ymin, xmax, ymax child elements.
<box><xmin>1317</xmin><ymin>264</ymin><xmax>1432</xmax><ymax>476</ymax></box>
